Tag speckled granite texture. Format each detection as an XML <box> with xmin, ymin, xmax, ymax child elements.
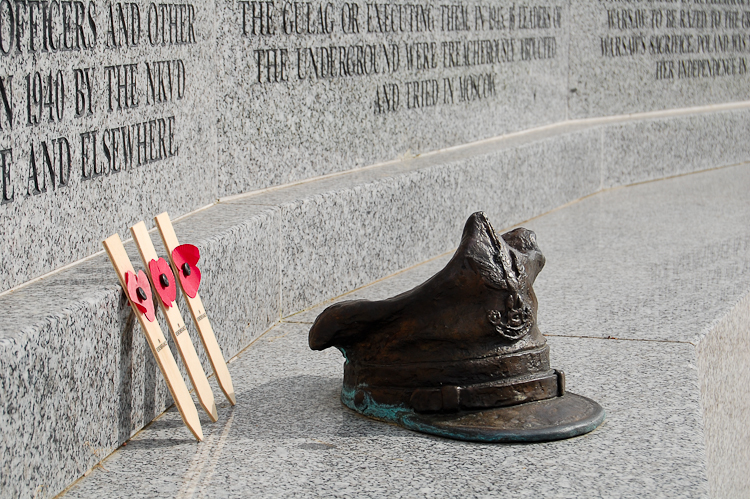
<box><xmin>0</xmin><ymin>205</ymin><xmax>280</xmax><ymax>499</ymax></box>
<box><xmin>274</xmin><ymin>128</ymin><xmax>601</xmax><ymax>314</ymax></box>
<box><xmin>601</xmin><ymin>108</ymin><xmax>750</xmax><ymax>188</ymax></box>
<box><xmin>2</xmin><ymin>125</ymin><xmax>750</xmax><ymax>498</ymax></box>
<box><xmin>61</xmin><ymin>327</ymin><xmax>708</xmax><ymax>499</ymax></box>
<box><xmin>60</xmin><ymin>164</ymin><xmax>750</xmax><ymax>498</ymax></box>
<box><xmin>2</xmin><ymin>0</ymin><xmax>750</xmax><ymax>494</ymax></box>
<box><xmin>214</xmin><ymin>0</ymin><xmax>569</xmax><ymax>195</ymax></box>
<box><xmin>0</xmin><ymin>0</ymin><xmax>219</xmax><ymax>293</ymax></box>
<box><xmin>696</xmin><ymin>292</ymin><xmax>750</xmax><ymax>498</ymax></box>
<box><xmin>4</xmin><ymin>0</ymin><xmax>750</xmax><ymax>292</ymax></box>
<box><xmin>569</xmin><ymin>0</ymin><xmax>750</xmax><ymax>118</ymax></box>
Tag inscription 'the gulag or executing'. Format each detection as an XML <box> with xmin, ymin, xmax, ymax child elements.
<box><xmin>236</xmin><ymin>1</ymin><xmax>563</xmax><ymax>115</ymax></box>
<box><xmin>597</xmin><ymin>0</ymin><xmax>750</xmax><ymax>80</ymax></box>
<box><xmin>0</xmin><ymin>2</ymin><xmax>198</xmax><ymax>206</ymax></box>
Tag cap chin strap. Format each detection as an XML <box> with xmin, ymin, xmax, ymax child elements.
<box><xmin>409</xmin><ymin>370</ymin><xmax>566</xmax><ymax>414</ymax></box>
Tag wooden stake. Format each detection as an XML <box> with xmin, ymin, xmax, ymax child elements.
<box><xmin>102</xmin><ymin>234</ymin><xmax>204</xmax><ymax>442</ymax></box>
<box><xmin>155</xmin><ymin>212</ymin><xmax>237</xmax><ymax>405</ymax></box>
<box><xmin>130</xmin><ymin>222</ymin><xmax>219</xmax><ymax>422</ymax></box>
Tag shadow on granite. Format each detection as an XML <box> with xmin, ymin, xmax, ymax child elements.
<box><xmin>5</xmin><ymin>156</ymin><xmax>750</xmax><ymax>499</ymax></box>
<box><xmin>0</xmin><ymin>204</ymin><xmax>281</xmax><ymax>499</ymax></box>
<box><xmin>62</xmin><ymin>321</ymin><xmax>707</xmax><ymax>498</ymax></box>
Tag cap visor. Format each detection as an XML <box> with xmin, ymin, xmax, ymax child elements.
<box><xmin>399</xmin><ymin>393</ymin><xmax>605</xmax><ymax>443</ymax></box>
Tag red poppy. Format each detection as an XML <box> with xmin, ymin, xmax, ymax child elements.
<box><xmin>149</xmin><ymin>258</ymin><xmax>177</xmax><ymax>307</ymax></box>
<box><xmin>172</xmin><ymin>244</ymin><xmax>201</xmax><ymax>298</ymax></box>
<box><xmin>125</xmin><ymin>270</ymin><xmax>156</xmax><ymax>322</ymax></box>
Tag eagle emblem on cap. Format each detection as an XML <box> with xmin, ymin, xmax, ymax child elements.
<box><xmin>487</xmin><ymin>292</ymin><xmax>533</xmax><ymax>340</ymax></box>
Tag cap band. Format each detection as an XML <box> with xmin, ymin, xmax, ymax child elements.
<box><xmin>409</xmin><ymin>370</ymin><xmax>563</xmax><ymax>413</ymax></box>
<box><xmin>344</xmin><ymin>345</ymin><xmax>551</xmax><ymax>389</ymax></box>
<box><xmin>348</xmin><ymin>369</ymin><xmax>564</xmax><ymax>415</ymax></box>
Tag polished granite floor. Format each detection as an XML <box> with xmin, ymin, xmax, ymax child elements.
<box><xmin>61</xmin><ymin>164</ymin><xmax>750</xmax><ymax>498</ymax></box>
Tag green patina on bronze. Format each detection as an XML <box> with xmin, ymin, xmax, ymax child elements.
<box><xmin>311</xmin><ymin>212</ymin><xmax>604</xmax><ymax>443</ymax></box>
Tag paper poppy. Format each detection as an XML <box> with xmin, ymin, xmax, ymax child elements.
<box><xmin>125</xmin><ymin>270</ymin><xmax>156</xmax><ymax>322</ymax></box>
<box><xmin>172</xmin><ymin>244</ymin><xmax>201</xmax><ymax>298</ymax></box>
<box><xmin>149</xmin><ymin>258</ymin><xmax>177</xmax><ymax>307</ymax></box>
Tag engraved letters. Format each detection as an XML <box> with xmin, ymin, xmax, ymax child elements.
<box><xmin>237</xmin><ymin>0</ymin><xmax>563</xmax><ymax>118</ymax></box>
<box><xmin>0</xmin><ymin>2</ymin><xmax>197</xmax><ymax>205</ymax></box>
<box><xmin>597</xmin><ymin>3</ymin><xmax>750</xmax><ymax>81</ymax></box>
<box><xmin>0</xmin><ymin>0</ymin><xmax>564</xmax><ymax>207</ymax></box>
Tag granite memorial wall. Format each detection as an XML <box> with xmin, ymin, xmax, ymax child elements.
<box><xmin>0</xmin><ymin>0</ymin><xmax>218</xmax><ymax>293</ymax></box>
<box><xmin>215</xmin><ymin>0</ymin><xmax>567</xmax><ymax>193</ymax></box>
<box><xmin>571</xmin><ymin>0</ymin><xmax>750</xmax><ymax>116</ymax></box>
<box><xmin>2</xmin><ymin>0</ymin><xmax>750</xmax><ymax>293</ymax></box>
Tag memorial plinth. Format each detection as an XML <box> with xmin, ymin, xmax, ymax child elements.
<box><xmin>59</xmin><ymin>165</ymin><xmax>750</xmax><ymax>498</ymax></box>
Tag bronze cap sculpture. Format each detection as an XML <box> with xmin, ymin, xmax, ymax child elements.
<box><xmin>309</xmin><ymin>212</ymin><xmax>604</xmax><ymax>442</ymax></box>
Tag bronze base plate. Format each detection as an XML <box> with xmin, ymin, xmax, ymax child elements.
<box><xmin>399</xmin><ymin>393</ymin><xmax>605</xmax><ymax>443</ymax></box>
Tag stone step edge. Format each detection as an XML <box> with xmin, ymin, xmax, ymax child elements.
<box><xmin>3</xmin><ymin>99</ymin><xmax>750</xmax><ymax>303</ymax></box>
<box><xmin>2</xmin><ymin>109</ymin><xmax>750</xmax><ymax>498</ymax></box>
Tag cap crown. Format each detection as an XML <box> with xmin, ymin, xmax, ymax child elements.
<box><xmin>310</xmin><ymin>212</ymin><xmax>560</xmax><ymax>414</ymax></box>
<box><xmin>310</xmin><ymin>212</ymin><xmax>547</xmax><ymax>363</ymax></box>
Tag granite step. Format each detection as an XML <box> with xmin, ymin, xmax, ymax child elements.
<box><xmin>59</xmin><ymin>163</ymin><xmax>750</xmax><ymax>498</ymax></box>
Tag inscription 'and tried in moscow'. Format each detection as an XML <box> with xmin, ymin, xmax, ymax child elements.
<box><xmin>0</xmin><ymin>0</ymin><xmax>563</xmax><ymax>205</ymax></box>
<box><xmin>238</xmin><ymin>1</ymin><xmax>563</xmax><ymax>114</ymax></box>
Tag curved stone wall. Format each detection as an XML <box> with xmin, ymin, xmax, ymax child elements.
<box><xmin>3</xmin><ymin>0</ymin><xmax>750</xmax><ymax>292</ymax></box>
<box><xmin>2</xmin><ymin>103</ymin><xmax>750</xmax><ymax>498</ymax></box>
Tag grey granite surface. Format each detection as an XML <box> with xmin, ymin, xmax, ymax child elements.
<box><xmin>601</xmin><ymin>108</ymin><xmax>750</xmax><ymax>188</ymax></box>
<box><xmin>60</xmin><ymin>309</ymin><xmax>707</xmax><ymax>498</ymax></box>
<box><xmin>2</xmin><ymin>124</ymin><xmax>750</xmax><ymax>498</ymax></box>
<box><xmin>215</xmin><ymin>0</ymin><xmax>569</xmax><ymax>195</ymax></box>
<box><xmin>0</xmin><ymin>204</ymin><xmax>281</xmax><ymax>499</ymax></box>
<box><xmin>696</xmin><ymin>291</ymin><xmax>750</xmax><ymax>498</ymax></box>
<box><xmin>274</xmin><ymin>129</ymin><xmax>601</xmax><ymax>315</ymax></box>
<box><xmin>527</xmin><ymin>163</ymin><xmax>750</xmax><ymax>344</ymax></box>
<box><xmin>57</xmin><ymin>162</ymin><xmax>750</xmax><ymax>498</ymax></box>
<box><xmin>3</xmin><ymin>0</ymin><xmax>750</xmax><ymax>295</ymax></box>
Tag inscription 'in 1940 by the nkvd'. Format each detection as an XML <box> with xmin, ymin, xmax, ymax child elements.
<box><xmin>236</xmin><ymin>1</ymin><xmax>563</xmax><ymax>114</ymax></box>
<box><xmin>0</xmin><ymin>1</ymin><xmax>197</xmax><ymax>206</ymax></box>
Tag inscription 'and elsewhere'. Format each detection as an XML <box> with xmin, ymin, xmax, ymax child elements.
<box><xmin>1</xmin><ymin>0</ymin><xmax>564</xmax><ymax>206</ymax></box>
<box><xmin>0</xmin><ymin>1</ymin><xmax>197</xmax><ymax>205</ymax></box>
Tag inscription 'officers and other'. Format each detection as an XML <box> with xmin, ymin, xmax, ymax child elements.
<box><xmin>0</xmin><ymin>0</ymin><xmax>563</xmax><ymax>205</ymax></box>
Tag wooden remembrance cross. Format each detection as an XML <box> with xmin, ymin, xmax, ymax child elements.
<box><xmin>103</xmin><ymin>234</ymin><xmax>204</xmax><ymax>441</ymax></box>
<box><xmin>155</xmin><ymin>212</ymin><xmax>237</xmax><ymax>405</ymax></box>
<box><xmin>130</xmin><ymin>222</ymin><xmax>219</xmax><ymax>422</ymax></box>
